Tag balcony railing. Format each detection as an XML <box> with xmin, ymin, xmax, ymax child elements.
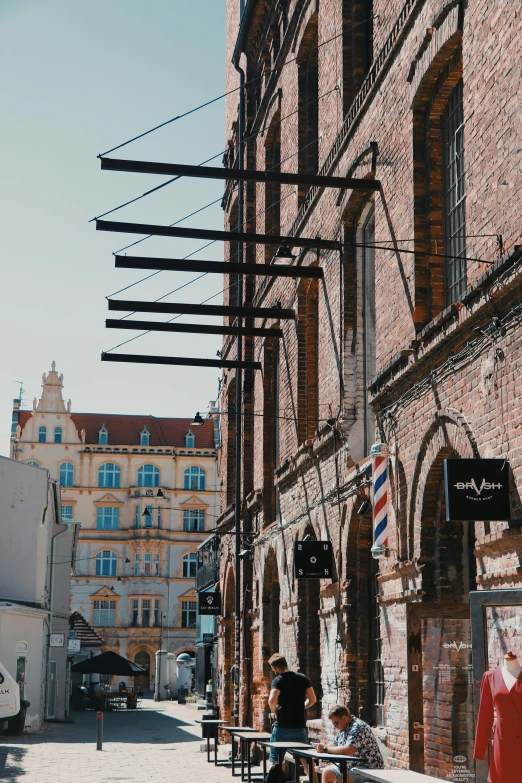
<box><xmin>196</xmin><ymin>559</ymin><xmax>220</xmax><ymax>590</ymax></box>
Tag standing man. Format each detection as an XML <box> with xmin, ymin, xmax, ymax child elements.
<box><xmin>267</xmin><ymin>653</ymin><xmax>317</xmax><ymax>767</ymax></box>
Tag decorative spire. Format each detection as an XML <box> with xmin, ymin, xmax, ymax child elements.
<box><xmin>36</xmin><ymin>362</ymin><xmax>68</xmax><ymax>414</ymax></box>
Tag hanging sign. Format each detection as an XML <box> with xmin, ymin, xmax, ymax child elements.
<box><xmin>293</xmin><ymin>541</ymin><xmax>333</xmax><ymax>579</ymax></box>
<box><xmin>198</xmin><ymin>591</ymin><xmax>221</xmax><ymax>616</ymax></box>
<box><xmin>371</xmin><ymin>442</ymin><xmax>390</xmax><ymax>558</ymax></box>
<box><xmin>444</xmin><ymin>459</ymin><xmax>511</xmax><ymax>521</ymax></box>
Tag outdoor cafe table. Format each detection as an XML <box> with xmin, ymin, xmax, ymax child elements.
<box><xmin>230</xmin><ymin>731</ymin><xmax>272</xmax><ymax>783</ymax></box>
<box><xmin>288</xmin><ymin>748</ymin><xmax>363</xmax><ymax>783</ymax></box>
<box><xmin>260</xmin><ymin>741</ymin><xmax>312</xmax><ymax>783</ymax></box>
<box><xmin>219</xmin><ymin>727</ymin><xmax>262</xmax><ymax>777</ymax></box>
<box><xmin>195</xmin><ymin>719</ymin><xmax>227</xmax><ymax>764</ymax></box>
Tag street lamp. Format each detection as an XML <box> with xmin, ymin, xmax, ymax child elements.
<box><xmin>272</xmin><ymin>242</ymin><xmax>295</xmax><ymax>264</ymax></box>
<box><xmin>191</xmin><ymin>411</ymin><xmax>207</xmax><ymax>426</ymax></box>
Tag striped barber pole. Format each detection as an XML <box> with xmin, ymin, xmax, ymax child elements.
<box><xmin>371</xmin><ymin>442</ymin><xmax>390</xmax><ymax>558</ymax></box>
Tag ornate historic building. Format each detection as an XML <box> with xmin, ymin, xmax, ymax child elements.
<box><xmin>216</xmin><ymin>0</ymin><xmax>522</xmax><ymax>778</ymax></box>
<box><xmin>11</xmin><ymin>364</ymin><xmax>219</xmax><ymax>689</ymax></box>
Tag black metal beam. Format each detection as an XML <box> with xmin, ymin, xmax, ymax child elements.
<box><xmin>100</xmin><ymin>157</ymin><xmax>381</xmax><ymax>191</ymax></box>
<box><xmin>101</xmin><ymin>352</ymin><xmax>261</xmax><ymax>370</ymax></box>
<box><xmin>106</xmin><ymin>318</ymin><xmax>282</xmax><ymax>338</ymax></box>
<box><xmin>107</xmin><ymin>299</ymin><xmax>296</xmax><ymax>320</ymax></box>
<box><xmin>114</xmin><ymin>255</ymin><xmax>323</xmax><ymax>278</ymax></box>
<box><xmin>96</xmin><ymin>219</ymin><xmax>340</xmax><ymax>251</ymax></box>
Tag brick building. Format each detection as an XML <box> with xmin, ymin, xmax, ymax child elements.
<box><xmin>215</xmin><ymin>0</ymin><xmax>522</xmax><ymax>777</ymax></box>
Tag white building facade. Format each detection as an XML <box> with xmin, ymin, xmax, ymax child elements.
<box><xmin>11</xmin><ymin>363</ymin><xmax>220</xmax><ymax>690</ymax></box>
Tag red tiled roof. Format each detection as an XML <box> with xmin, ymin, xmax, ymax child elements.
<box><xmin>18</xmin><ymin>411</ymin><xmax>215</xmax><ymax>448</ymax></box>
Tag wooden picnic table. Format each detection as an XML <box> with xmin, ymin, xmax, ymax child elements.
<box><xmin>231</xmin><ymin>731</ymin><xmax>272</xmax><ymax>783</ymax></box>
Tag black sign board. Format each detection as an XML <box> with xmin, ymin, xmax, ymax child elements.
<box><xmin>202</xmin><ymin>633</ymin><xmax>214</xmax><ymax>644</ymax></box>
<box><xmin>294</xmin><ymin>541</ymin><xmax>333</xmax><ymax>579</ymax></box>
<box><xmin>198</xmin><ymin>591</ymin><xmax>221</xmax><ymax>616</ymax></box>
<box><xmin>444</xmin><ymin>459</ymin><xmax>511</xmax><ymax>521</ymax></box>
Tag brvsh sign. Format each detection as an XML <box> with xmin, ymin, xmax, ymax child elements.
<box><xmin>198</xmin><ymin>591</ymin><xmax>222</xmax><ymax>616</ymax></box>
<box><xmin>444</xmin><ymin>459</ymin><xmax>511</xmax><ymax>521</ymax></box>
<box><xmin>294</xmin><ymin>541</ymin><xmax>333</xmax><ymax>579</ymax></box>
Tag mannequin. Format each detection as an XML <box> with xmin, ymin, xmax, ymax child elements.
<box><xmin>502</xmin><ymin>651</ymin><xmax>522</xmax><ymax>692</ymax></box>
<box><xmin>474</xmin><ymin>651</ymin><xmax>522</xmax><ymax>783</ymax></box>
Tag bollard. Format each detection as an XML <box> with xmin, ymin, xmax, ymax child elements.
<box><xmin>96</xmin><ymin>711</ymin><xmax>103</xmax><ymax>750</ymax></box>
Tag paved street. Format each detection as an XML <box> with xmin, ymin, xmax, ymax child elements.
<box><xmin>0</xmin><ymin>700</ymin><xmax>236</xmax><ymax>783</ymax></box>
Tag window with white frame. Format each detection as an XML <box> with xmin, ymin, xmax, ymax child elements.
<box><xmin>442</xmin><ymin>79</ymin><xmax>466</xmax><ymax>305</ymax></box>
<box><xmin>98</xmin><ymin>463</ymin><xmax>120</xmax><ymax>488</ymax></box>
<box><xmin>185</xmin><ymin>430</ymin><xmax>195</xmax><ymax>448</ymax></box>
<box><xmin>140</xmin><ymin>427</ymin><xmax>150</xmax><ymax>446</ymax></box>
<box><xmin>154</xmin><ymin>599</ymin><xmax>160</xmax><ymax>626</ymax></box>
<box><xmin>98</xmin><ymin>425</ymin><xmax>108</xmax><ymax>445</ymax></box>
<box><xmin>155</xmin><ymin>554</ymin><xmax>160</xmax><ymax>575</ymax></box>
<box><xmin>138</xmin><ymin>464</ymin><xmax>159</xmax><ymax>487</ymax></box>
<box><xmin>144</xmin><ymin>553</ymin><xmax>152</xmax><ymax>576</ymax></box>
<box><xmin>183</xmin><ymin>552</ymin><xmax>198</xmax><ymax>578</ymax></box>
<box><xmin>93</xmin><ymin>599</ymin><xmax>116</xmax><ymax>627</ymax></box>
<box><xmin>142</xmin><ymin>599</ymin><xmax>151</xmax><ymax>626</ymax></box>
<box><xmin>54</xmin><ymin>426</ymin><xmax>62</xmax><ymax>444</ymax></box>
<box><xmin>134</xmin><ymin>554</ymin><xmax>140</xmax><ymax>576</ymax></box>
<box><xmin>183</xmin><ymin>509</ymin><xmax>205</xmax><ymax>532</ymax></box>
<box><xmin>134</xmin><ymin>506</ymin><xmax>140</xmax><ymax>528</ymax></box>
<box><xmin>181</xmin><ymin>601</ymin><xmax>197</xmax><ymax>628</ymax></box>
<box><xmin>59</xmin><ymin>462</ymin><xmax>74</xmax><ymax>487</ymax></box>
<box><xmin>184</xmin><ymin>466</ymin><xmax>205</xmax><ymax>490</ymax></box>
<box><xmin>96</xmin><ymin>507</ymin><xmax>120</xmax><ymax>530</ymax></box>
<box><xmin>38</xmin><ymin>426</ymin><xmax>46</xmax><ymax>443</ymax></box>
<box><xmin>95</xmin><ymin>550</ymin><xmax>117</xmax><ymax>577</ymax></box>
<box><xmin>143</xmin><ymin>505</ymin><xmax>153</xmax><ymax>528</ymax></box>
<box><xmin>132</xmin><ymin>599</ymin><xmax>139</xmax><ymax>626</ymax></box>
<box><xmin>61</xmin><ymin>505</ymin><xmax>73</xmax><ymax>520</ymax></box>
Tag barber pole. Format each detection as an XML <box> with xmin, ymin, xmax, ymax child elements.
<box><xmin>371</xmin><ymin>442</ymin><xmax>390</xmax><ymax>558</ymax></box>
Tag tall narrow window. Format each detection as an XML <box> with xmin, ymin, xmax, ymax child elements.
<box><xmin>264</xmin><ymin>116</ymin><xmax>281</xmax><ymax>263</ymax></box>
<box><xmin>132</xmin><ymin>599</ymin><xmax>139</xmax><ymax>626</ymax></box>
<box><xmin>342</xmin><ymin>1</ymin><xmax>374</xmax><ymax>116</ymax></box>
<box><xmin>184</xmin><ymin>466</ymin><xmax>205</xmax><ymax>491</ymax></box>
<box><xmin>140</xmin><ymin>427</ymin><xmax>150</xmax><ymax>446</ymax></box>
<box><xmin>95</xmin><ymin>550</ymin><xmax>117</xmax><ymax>577</ymax></box>
<box><xmin>54</xmin><ymin>427</ymin><xmax>62</xmax><ymax>444</ymax></box>
<box><xmin>181</xmin><ymin>601</ymin><xmax>197</xmax><ymax>628</ymax></box>
<box><xmin>144</xmin><ymin>553</ymin><xmax>152</xmax><ymax>576</ymax></box>
<box><xmin>297</xmin><ymin>17</ymin><xmax>319</xmax><ymax>202</ymax></box>
<box><xmin>442</xmin><ymin>80</ymin><xmax>466</xmax><ymax>305</ymax></box>
<box><xmin>98</xmin><ymin>463</ymin><xmax>120</xmax><ymax>488</ymax></box>
<box><xmin>155</xmin><ymin>554</ymin><xmax>160</xmax><ymax>575</ymax></box>
<box><xmin>134</xmin><ymin>554</ymin><xmax>140</xmax><ymax>576</ymax></box>
<box><xmin>297</xmin><ymin>281</ymin><xmax>319</xmax><ymax>444</ymax></box>
<box><xmin>143</xmin><ymin>505</ymin><xmax>153</xmax><ymax>528</ymax></box>
<box><xmin>98</xmin><ymin>425</ymin><xmax>108</xmax><ymax>445</ymax></box>
<box><xmin>154</xmin><ymin>599</ymin><xmax>160</xmax><ymax>626</ymax></box>
<box><xmin>183</xmin><ymin>552</ymin><xmax>198</xmax><ymax>578</ymax></box>
<box><xmin>370</xmin><ymin>557</ymin><xmax>384</xmax><ymax>725</ymax></box>
<box><xmin>183</xmin><ymin>509</ymin><xmax>205</xmax><ymax>532</ymax></box>
<box><xmin>59</xmin><ymin>462</ymin><xmax>74</xmax><ymax>488</ymax></box>
<box><xmin>93</xmin><ymin>599</ymin><xmax>116</xmax><ymax>627</ymax></box>
<box><xmin>263</xmin><ymin>342</ymin><xmax>280</xmax><ymax>523</ymax></box>
<box><xmin>96</xmin><ymin>507</ymin><xmax>120</xmax><ymax>531</ymax></box>
<box><xmin>134</xmin><ymin>506</ymin><xmax>140</xmax><ymax>528</ymax></box>
<box><xmin>38</xmin><ymin>426</ymin><xmax>47</xmax><ymax>443</ymax></box>
<box><xmin>361</xmin><ymin>205</ymin><xmax>376</xmax><ymax>455</ymax></box>
<box><xmin>185</xmin><ymin>430</ymin><xmax>195</xmax><ymax>448</ymax></box>
<box><xmin>142</xmin><ymin>599</ymin><xmax>151</xmax><ymax>626</ymax></box>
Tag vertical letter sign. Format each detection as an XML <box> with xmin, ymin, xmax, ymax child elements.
<box><xmin>371</xmin><ymin>442</ymin><xmax>390</xmax><ymax>558</ymax></box>
<box><xmin>294</xmin><ymin>541</ymin><xmax>333</xmax><ymax>579</ymax></box>
<box><xmin>198</xmin><ymin>591</ymin><xmax>221</xmax><ymax>616</ymax></box>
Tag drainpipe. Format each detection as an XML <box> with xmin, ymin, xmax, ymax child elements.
<box><xmin>232</xmin><ymin>0</ymin><xmax>246</xmax><ymax>727</ymax></box>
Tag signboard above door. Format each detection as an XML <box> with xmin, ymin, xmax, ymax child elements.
<box><xmin>198</xmin><ymin>591</ymin><xmax>221</xmax><ymax>616</ymax></box>
<box><xmin>444</xmin><ymin>459</ymin><xmax>511</xmax><ymax>521</ymax></box>
<box><xmin>293</xmin><ymin>541</ymin><xmax>333</xmax><ymax>579</ymax></box>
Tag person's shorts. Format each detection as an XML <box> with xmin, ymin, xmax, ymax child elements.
<box><xmin>323</xmin><ymin>764</ymin><xmax>342</xmax><ymax>780</ymax></box>
<box><xmin>269</xmin><ymin>726</ymin><xmax>308</xmax><ymax>762</ymax></box>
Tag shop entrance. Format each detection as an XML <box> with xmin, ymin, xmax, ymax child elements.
<box><xmin>470</xmin><ymin>589</ymin><xmax>522</xmax><ymax>783</ymax></box>
<box><xmin>407</xmin><ymin>603</ymin><xmax>475</xmax><ymax>782</ymax></box>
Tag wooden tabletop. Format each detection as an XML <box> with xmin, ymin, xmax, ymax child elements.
<box><xmin>288</xmin><ymin>749</ymin><xmax>362</xmax><ymax>762</ymax></box>
<box><xmin>232</xmin><ymin>731</ymin><xmax>272</xmax><ymax>741</ymax></box>
<box><xmin>260</xmin><ymin>742</ymin><xmax>312</xmax><ymax>749</ymax></box>
<box><xmin>195</xmin><ymin>719</ymin><xmax>227</xmax><ymax>724</ymax></box>
<box><xmin>220</xmin><ymin>726</ymin><xmax>258</xmax><ymax>732</ymax></box>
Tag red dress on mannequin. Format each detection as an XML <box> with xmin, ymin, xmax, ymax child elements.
<box><xmin>474</xmin><ymin>666</ymin><xmax>522</xmax><ymax>783</ymax></box>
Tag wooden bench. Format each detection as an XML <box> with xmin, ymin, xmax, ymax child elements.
<box><xmin>350</xmin><ymin>770</ymin><xmax>445</xmax><ymax>783</ymax></box>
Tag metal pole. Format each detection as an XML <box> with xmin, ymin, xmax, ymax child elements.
<box><xmin>96</xmin><ymin>711</ymin><xmax>103</xmax><ymax>750</ymax></box>
<box><xmin>232</xmin><ymin>0</ymin><xmax>245</xmax><ymax>728</ymax></box>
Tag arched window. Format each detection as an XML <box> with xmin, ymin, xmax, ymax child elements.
<box><xmin>98</xmin><ymin>425</ymin><xmax>108</xmax><ymax>445</ymax></box>
<box><xmin>95</xmin><ymin>550</ymin><xmax>117</xmax><ymax>577</ymax></box>
<box><xmin>138</xmin><ymin>464</ymin><xmax>160</xmax><ymax>487</ymax></box>
<box><xmin>26</xmin><ymin>460</ymin><xmax>40</xmax><ymax>468</ymax></box>
<box><xmin>59</xmin><ymin>462</ymin><xmax>74</xmax><ymax>487</ymax></box>
<box><xmin>98</xmin><ymin>463</ymin><xmax>121</xmax><ymax>488</ymax></box>
<box><xmin>140</xmin><ymin>427</ymin><xmax>150</xmax><ymax>446</ymax></box>
<box><xmin>183</xmin><ymin>552</ymin><xmax>198</xmax><ymax>578</ymax></box>
<box><xmin>184</xmin><ymin>466</ymin><xmax>205</xmax><ymax>491</ymax></box>
<box><xmin>38</xmin><ymin>426</ymin><xmax>47</xmax><ymax>443</ymax></box>
<box><xmin>144</xmin><ymin>553</ymin><xmax>152</xmax><ymax>576</ymax></box>
<box><xmin>185</xmin><ymin>430</ymin><xmax>195</xmax><ymax>448</ymax></box>
<box><xmin>54</xmin><ymin>427</ymin><xmax>62</xmax><ymax>444</ymax></box>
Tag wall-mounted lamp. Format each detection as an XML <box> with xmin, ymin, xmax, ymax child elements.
<box><xmin>191</xmin><ymin>411</ymin><xmax>206</xmax><ymax>426</ymax></box>
<box><xmin>302</xmin><ymin>534</ymin><xmax>312</xmax><ymax>542</ymax></box>
<box><xmin>357</xmin><ymin>500</ymin><xmax>370</xmax><ymax>516</ymax></box>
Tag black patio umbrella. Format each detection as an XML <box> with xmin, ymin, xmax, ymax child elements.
<box><xmin>71</xmin><ymin>650</ymin><xmax>147</xmax><ymax>676</ymax></box>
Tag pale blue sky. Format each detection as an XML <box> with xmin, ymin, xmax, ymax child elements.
<box><xmin>0</xmin><ymin>0</ymin><xmax>228</xmax><ymax>452</ymax></box>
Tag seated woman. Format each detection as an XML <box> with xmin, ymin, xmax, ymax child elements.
<box><xmin>315</xmin><ymin>705</ymin><xmax>384</xmax><ymax>783</ymax></box>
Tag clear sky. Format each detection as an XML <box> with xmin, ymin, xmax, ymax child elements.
<box><xmin>0</xmin><ymin>0</ymin><xmax>227</xmax><ymax>453</ymax></box>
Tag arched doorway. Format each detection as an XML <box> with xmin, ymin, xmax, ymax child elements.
<box><xmin>134</xmin><ymin>651</ymin><xmax>150</xmax><ymax>691</ymax></box>
<box><xmin>409</xmin><ymin>447</ymin><xmax>476</xmax><ymax>778</ymax></box>
<box><xmin>296</xmin><ymin>529</ymin><xmax>321</xmax><ymax>718</ymax></box>
<box><xmin>259</xmin><ymin>550</ymin><xmax>281</xmax><ymax>728</ymax></box>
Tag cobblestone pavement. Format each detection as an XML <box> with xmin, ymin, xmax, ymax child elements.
<box><xmin>0</xmin><ymin>700</ymin><xmax>239</xmax><ymax>783</ymax></box>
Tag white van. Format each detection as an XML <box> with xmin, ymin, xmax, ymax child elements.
<box><xmin>0</xmin><ymin>661</ymin><xmax>20</xmax><ymax>720</ymax></box>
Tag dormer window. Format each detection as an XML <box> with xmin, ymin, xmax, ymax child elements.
<box><xmin>185</xmin><ymin>430</ymin><xmax>195</xmax><ymax>448</ymax></box>
<box><xmin>98</xmin><ymin>425</ymin><xmax>109</xmax><ymax>445</ymax></box>
<box><xmin>140</xmin><ymin>427</ymin><xmax>150</xmax><ymax>446</ymax></box>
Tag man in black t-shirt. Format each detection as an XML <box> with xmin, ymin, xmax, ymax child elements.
<box><xmin>267</xmin><ymin>653</ymin><xmax>317</xmax><ymax>766</ymax></box>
